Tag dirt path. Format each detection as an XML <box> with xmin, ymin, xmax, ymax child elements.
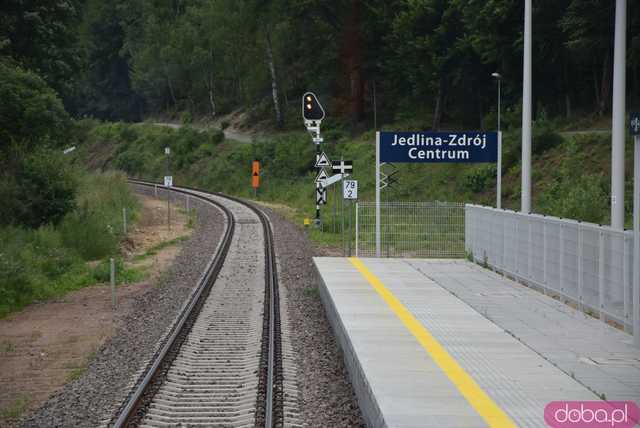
<box><xmin>0</xmin><ymin>194</ymin><xmax>191</xmax><ymax>426</ymax></box>
<box><xmin>152</xmin><ymin>121</ymin><xmax>255</xmax><ymax>144</ymax></box>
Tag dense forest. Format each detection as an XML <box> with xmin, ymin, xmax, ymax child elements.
<box><xmin>2</xmin><ymin>0</ymin><xmax>640</xmax><ymax>134</ymax></box>
<box><xmin>1</xmin><ymin>0</ymin><xmax>639</xmax><ymax>319</ymax></box>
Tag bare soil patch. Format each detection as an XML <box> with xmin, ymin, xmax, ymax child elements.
<box><xmin>0</xmin><ymin>194</ymin><xmax>190</xmax><ymax>426</ymax></box>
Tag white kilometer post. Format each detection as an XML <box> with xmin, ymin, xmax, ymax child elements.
<box><xmin>634</xmin><ymin>133</ymin><xmax>640</xmax><ymax>347</ymax></box>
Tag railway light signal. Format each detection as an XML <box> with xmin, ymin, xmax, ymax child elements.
<box><xmin>302</xmin><ymin>91</ymin><xmax>325</xmax><ymax>122</ymax></box>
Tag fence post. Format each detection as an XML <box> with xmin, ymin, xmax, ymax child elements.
<box><xmin>154</xmin><ymin>184</ymin><xmax>158</xmax><ymax>198</ymax></box>
<box><xmin>624</xmin><ymin>235</ymin><xmax>630</xmax><ymax>332</ymax></box>
<box><xmin>528</xmin><ymin>219</ymin><xmax>533</xmax><ymax>280</ymax></box>
<box><xmin>515</xmin><ymin>217</ymin><xmax>520</xmax><ymax>274</ymax></box>
<box><xmin>348</xmin><ymin>200</ymin><xmax>353</xmax><ymax>256</ymax></box>
<box><xmin>489</xmin><ymin>211</ymin><xmax>497</xmax><ymax>270</ymax></box>
<box><xmin>599</xmin><ymin>231</ymin><xmax>606</xmax><ymax>322</ymax></box>
<box><xmin>375</xmin><ymin>132</ymin><xmax>381</xmax><ymax>257</ymax></box>
<box><xmin>543</xmin><ymin>221</ymin><xmax>547</xmax><ymax>287</ymax></box>
<box><xmin>355</xmin><ymin>202</ymin><xmax>359</xmax><ymax>257</ymax></box>
<box><xmin>502</xmin><ymin>210</ymin><xmax>506</xmax><ymax>269</ymax></box>
<box><xmin>122</xmin><ymin>207</ymin><xmax>127</xmax><ymax>235</ymax></box>
<box><xmin>559</xmin><ymin>224</ymin><xmax>565</xmax><ymax>294</ymax></box>
<box><xmin>578</xmin><ymin>224</ymin><xmax>584</xmax><ymax>312</ymax></box>
<box><xmin>110</xmin><ymin>258</ymin><xmax>116</xmax><ymax>310</ymax></box>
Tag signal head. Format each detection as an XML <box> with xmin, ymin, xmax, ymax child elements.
<box><xmin>302</xmin><ymin>91</ymin><xmax>325</xmax><ymax>122</ymax></box>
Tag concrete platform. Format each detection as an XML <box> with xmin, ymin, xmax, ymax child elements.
<box><xmin>313</xmin><ymin>257</ymin><xmax>640</xmax><ymax>428</ymax></box>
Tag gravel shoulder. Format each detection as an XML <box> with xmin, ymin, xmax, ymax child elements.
<box><xmin>261</xmin><ymin>206</ymin><xmax>365</xmax><ymax>427</ymax></box>
<box><xmin>18</xmin><ymin>186</ymin><xmax>225</xmax><ymax>428</ymax></box>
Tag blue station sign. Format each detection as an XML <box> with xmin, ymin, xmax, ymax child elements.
<box><xmin>379</xmin><ymin>131</ymin><xmax>498</xmax><ymax>163</ymax></box>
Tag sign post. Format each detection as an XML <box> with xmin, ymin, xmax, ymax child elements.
<box><xmin>252</xmin><ymin>160</ymin><xmax>260</xmax><ymax>198</ymax></box>
<box><xmin>630</xmin><ymin>111</ymin><xmax>640</xmax><ymax>347</ymax></box>
<box><xmin>343</xmin><ymin>180</ymin><xmax>358</xmax><ymax>256</ymax></box>
<box><xmin>164</xmin><ymin>175</ymin><xmax>173</xmax><ymax>232</ymax></box>
<box><xmin>341</xmin><ymin>156</ymin><xmax>345</xmax><ymax>249</ymax></box>
<box><xmin>165</xmin><ymin>146</ymin><xmax>171</xmax><ymax>233</ymax></box>
<box><xmin>374</xmin><ymin>131</ymin><xmax>498</xmax><ymax>257</ymax></box>
<box><xmin>303</xmin><ymin>92</ymin><xmax>326</xmax><ymax>228</ymax></box>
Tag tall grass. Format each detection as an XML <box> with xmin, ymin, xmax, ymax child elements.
<box><xmin>0</xmin><ymin>171</ymin><xmax>140</xmax><ymax>317</ymax></box>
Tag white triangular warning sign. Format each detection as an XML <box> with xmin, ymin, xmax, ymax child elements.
<box><xmin>315</xmin><ymin>169</ymin><xmax>328</xmax><ymax>183</ymax></box>
<box><xmin>315</xmin><ymin>152</ymin><xmax>331</xmax><ymax>167</ymax></box>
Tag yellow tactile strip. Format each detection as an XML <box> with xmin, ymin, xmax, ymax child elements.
<box><xmin>348</xmin><ymin>257</ymin><xmax>516</xmax><ymax>428</ymax></box>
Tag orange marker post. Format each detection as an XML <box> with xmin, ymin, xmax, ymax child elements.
<box><xmin>252</xmin><ymin>160</ymin><xmax>260</xmax><ymax>197</ymax></box>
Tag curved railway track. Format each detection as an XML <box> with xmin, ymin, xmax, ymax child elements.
<box><xmin>110</xmin><ymin>180</ymin><xmax>283</xmax><ymax>427</ymax></box>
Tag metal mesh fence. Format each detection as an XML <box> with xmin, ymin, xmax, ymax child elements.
<box><xmin>466</xmin><ymin>204</ymin><xmax>635</xmax><ymax>332</ymax></box>
<box><xmin>356</xmin><ymin>201</ymin><xmax>465</xmax><ymax>258</ymax></box>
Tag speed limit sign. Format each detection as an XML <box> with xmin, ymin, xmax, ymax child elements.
<box><xmin>343</xmin><ymin>180</ymin><xmax>358</xmax><ymax>200</ymax></box>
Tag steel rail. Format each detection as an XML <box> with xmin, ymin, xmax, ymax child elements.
<box><xmin>219</xmin><ymin>192</ymin><xmax>282</xmax><ymax>427</ymax></box>
<box><xmin>111</xmin><ymin>180</ymin><xmax>235</xmax><ymax>428</ymax></box>
<box><xmin>111</xmin><ymin>179</ymin><xmax>281</xmax><ymax>427</ymax></box>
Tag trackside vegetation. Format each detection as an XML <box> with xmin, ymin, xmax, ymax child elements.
<box><xmin>0</xmin><ymin>172</ymin><xmax>141</xmax><ymax>318</ymax></box>
<box><xmin>2</xmin><ymin>0</ymin><xmax>637</xmax><ymax>316</ymax></box>
<box><xmin>79</xmin><ymin>119</ymin><xmax>635</xmax><ymax>237</ymax></box>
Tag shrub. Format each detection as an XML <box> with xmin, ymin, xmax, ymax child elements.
<box><xmin>533</xmin><ymin>116</ymin><xmax>563</xmax><ymax>155</ymax></box>
<box><xmin>181</xmin><ymin>111</ymin><xmax>193</xmax><ymax>125</ymax></box>
<box><xmin>60</xmin><ymin>203</ymin><xmax>118</xmax><ymax>260</ymax></box>
<box><xmin>538</xmin><ymin>174</ymin><xmax>609</xmax><ymax>223</ymax></box>
<box><xmin>91</xmin><ymin>258</ymin><xmax>143</xmax><ymax>284</ymax></box>
<box><xmin>1</xmin><ymin>149</ymin><xmax>78</xmax><ymax>228</ymax></box>
<box><xmin>119</xmin><ymin>125</ymin><xmax>139</xmax><ymax>143</ymax></box>
<box><xmin>0</xmin><ymin>171</ymin><xmax>140</xmax><ymax>317</ymax></box>
<box><xmin>463</xmin><ymin>165</ymin><xmax>497</xmax><ymax>193</ymax></box>
<box><xmin>209</xmin><ymin>129</ymin><xmax>225</xmax><ymax>145</ymax></box>
<box><xmin>0</xmin><ymin>227</ymin><xmax>37</xmax><ymax>315</ymax></box>
<box><xmin>116</xmin><ymin>150</ymin><xmax>147</xmax><ymax>174</ymax></box>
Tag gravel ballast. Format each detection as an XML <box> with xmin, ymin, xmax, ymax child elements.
<box><xmin>20</xmin><ymin>187</ymin><xmax>364</xmax><ymax>428</ymax></box>
<box><xmin>20</xmin><ymin>185</ymin><xmax>226</xmax><ymax>428</ymax></box>
<box><xmin>262</xmin><ymin>206</ymin><xmax>365</xmax><ymax>428</ymax></box>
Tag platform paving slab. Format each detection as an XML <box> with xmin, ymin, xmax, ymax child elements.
<box><xmin>405</xmin><ymin>259</ymin><xmax>640</xmax><ymax>402</ymax></box>
<box><xmin>313</xmin><ymin>257</ymin><xmax>634</xmax><ymax>428</ymax></box>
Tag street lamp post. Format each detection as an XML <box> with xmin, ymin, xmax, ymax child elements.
<box><xmin>611</xmin><ymin>0</ymin><xmax>627</xmax><ymax>230</ymax></box>
<box><xmin>492</xmin><ymin>72</ymin><xmax>503</xmax><ymax>209</ymax></box>
<box><xmin>522</xmin><ymin>0</ymin><xmax>532</xmax><ymax>214</ymax></box>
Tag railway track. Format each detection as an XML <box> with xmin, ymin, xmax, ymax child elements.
<box><xmin>110</xmin><ymin>180</ymin><xmax>284</xmax><ymax>427</ymax></box>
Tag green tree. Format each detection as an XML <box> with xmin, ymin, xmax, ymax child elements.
<box><xmin>0</xmin><ymin>59</ymin><xmax>71</xmax><ymax>148</ymax></box>
<box><xmin>0</xmin><ymin>0</ymin><xmax>84</xmax><ymax>103</ymax></box>
<box><xmin>78</xmin><ymin>0</ymin><xmax>143</xmax><ymax>121</ymax></box>
<box><xmin>560</xmin><ymin>0</ymin><xmax>615</xmax><ymax>116</ymax></box>
<box><xmin>0</xmin><ymin>149</ymin><xmax>77</xmax><ymax>228</ymax></box>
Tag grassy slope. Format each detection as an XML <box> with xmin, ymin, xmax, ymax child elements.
<box><xmin>78</xmin><ymin>120</ymin><xmax>636</xmax><ymax>237</ymax></box>
<box><xmin>0</xmin><ymin>172</ymin><xmax>142</xmax><ymax>317</ymax></box>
